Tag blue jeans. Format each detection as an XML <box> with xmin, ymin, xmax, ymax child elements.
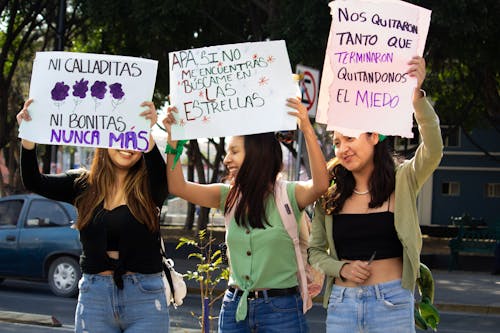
<box><xmin>75</xmin><ymin>273</ymin><xmax>169</xmax><ymax>333</ymax></box>
<box><xmin>326</xmin><ymin>279</ymin><xmax>415</xmax><ymax>333</ymax></box>
<box><xmin>218</xmin><ymin>288</ymin><xmax>308</xmax><ymax>333</ymax></box>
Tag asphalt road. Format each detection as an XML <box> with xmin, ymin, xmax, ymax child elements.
<box><xmin>1</xmin><ymin>279</ymin><xmax>500</xmax><ymax>332</ymax></box>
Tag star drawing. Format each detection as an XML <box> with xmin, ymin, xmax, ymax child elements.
<box><xmin>258</xmin><ymin>76</ymin><xmax>269</xmax><ymax>86</ymax></box>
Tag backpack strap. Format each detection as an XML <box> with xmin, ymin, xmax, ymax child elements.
<box><xmin>224</xmin><ymin>181</ymin><xmax>312</xmax><ymax>313</ymax></box>
<box><xmin>274</xmin><ymin>179</ymin><xmax>312</xmax><ymax>313</ymax></box>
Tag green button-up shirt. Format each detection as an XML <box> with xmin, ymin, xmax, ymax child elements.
<box><xmin>220</xmin><ymin>182</ymin><xmax>302</xmax><ymax>321</ymax></box>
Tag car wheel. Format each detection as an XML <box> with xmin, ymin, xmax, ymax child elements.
<box><xmin>48</xmin><ymin>256</ymin><xmax>81</xmax><ymax>297</ymax></box>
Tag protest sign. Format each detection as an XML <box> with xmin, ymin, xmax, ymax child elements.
<box><xmin>19</xmin><ymin>52</ymin><xmax>158</xmax><ymax>151</ymax></box>
<box><xmin>169</xmin><ymin>40</ymin><xmax>297</xmax><ymax>140</ymax></box>
<box><xmin>316</xmin><ymin>0</ymin><xmax>431</xmax><ymax>138</ymax></box>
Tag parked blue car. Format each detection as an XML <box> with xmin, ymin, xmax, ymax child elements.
<box><xmin>0</xmin><ymin>194</ymin><xmax>82</xmax><ymax>297</ymax></box>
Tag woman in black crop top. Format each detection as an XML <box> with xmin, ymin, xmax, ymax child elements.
<box><xmin>308</xmin><ymin>57</ymin><xmax>443</xmax><ymax>333</ymax></box>
<box><xmin>17</xmin><ymin>99</ymin><xmax>170</xmax><ymax>333</ymax></box>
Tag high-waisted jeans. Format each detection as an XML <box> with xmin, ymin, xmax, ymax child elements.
<box><xmin>75</xmin><ymin>273</ymin><xmax>169</xmax><ymax>333</ymax></box>
<box><xmin>218</xmin><ymin>288</ymin><xmax>308</xmax><ymax>333</ymax></box>
<box><xmin>326</xmin><ymin>279</ymin><xmax>415</xmax><ymax>333</ymax></box>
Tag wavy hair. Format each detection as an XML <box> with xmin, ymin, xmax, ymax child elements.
<box><xmin>322</xmin><ymin>138</ymin><xmax>396</xmax><ymax>215</ymax></box>
<box><xmin>224</xmin><ymin>133</ymin><xmax>283</xmax><ymax>229</ymax></box>
<box><xmin>73</xmin><ymin>148</ymin><xmax>158</xmax><ymax>232</ymax></box>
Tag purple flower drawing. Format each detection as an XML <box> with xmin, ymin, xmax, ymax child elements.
<box><xmin>109</xmin><ymin>83</ymin><xmax>125</xmax><ymax>99</ymax></box>
<box><xmin>73</xmin><ymin>78</ymin><xmax>89</xmax><ymax>98</ymax></box>
<box><xmin>71</xmin><ymin>78</ymin><xmax>89</xmax><ymax>112</ymax></box>
<box><xmin>109</xmin><ymin>83</ymin><xmax>125</xmax><ymax>111</ymax></box>
<box><xmin>90</xmin><ymin>80</ymin><xmax>107</xmax><ymax>110</ymax></box>
<box><xmin>50</xmin><ymin>81</ymin><xmax>70</xmax><ymax>110</ymax></box>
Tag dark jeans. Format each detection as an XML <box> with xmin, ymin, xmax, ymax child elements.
<box><xmin>218</xmin><ymin>288</ymin><xmax>308</xmax><ymax>333</ymax></box>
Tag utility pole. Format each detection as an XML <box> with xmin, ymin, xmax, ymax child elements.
<box><xmin>50</xmin><ymin>0</ymin><xmax>66</xmax><ymax>173</ymax></box>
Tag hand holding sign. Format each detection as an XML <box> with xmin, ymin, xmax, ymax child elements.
<box><xmin>406</xmin><ymin>56</ymin><xmax>426</xmax><ymax>99</ymax></box>
<box><xmin>286</xmin><ymin>97</ymin><xmax>313</xmax><ymax>134</ymax></box>
<box><xmin>17</xmin><ymin>99</ymin><xmax>35</xmax><ymax>150</ymax></box>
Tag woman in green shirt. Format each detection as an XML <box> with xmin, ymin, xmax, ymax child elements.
<box><xmin>163</xmin><ymin>96</ymin><xmax>329</xmax><ymax>332</ymax></box>
<box><xmin>308</xmin><ymin>56</ymin><xmax>443</xmax><ymax>333</ymax></box>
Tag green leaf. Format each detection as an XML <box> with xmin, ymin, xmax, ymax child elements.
<box><xmin>188</xmin><ymin>253</ymin><xmax>204</xmax><ymax>260</ymax></box>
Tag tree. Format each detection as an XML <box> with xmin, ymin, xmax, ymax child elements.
<box><xmin>409</xmin><ymin>0</ymin><xmax>500</xmax><ymax>157</ymax></box>
<box><xmin>0</xmin><ymin>0</ymin><xmax>87</xmax><ymax>195</ymax></box>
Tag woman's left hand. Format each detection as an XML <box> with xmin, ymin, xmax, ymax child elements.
<box><xmin>286</xmin><ymin>97</ymin><xmax>311</xmax><ymax>132</ymax></box>
<box><xmin>140</xmin><ymin>101</ymin><xmax>158</xmax><ymax>128</ymax></box>
<box><xmin>407</xmin><ymin>56</ymin><xmax>426</xmax><ymax>90</ymax></box>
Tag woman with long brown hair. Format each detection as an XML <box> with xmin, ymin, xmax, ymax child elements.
<box><xmin>308</xmin><ymin>56</ymin><xmax>443</xmax><ymax>333</ymax></box>
<box><xmin>162</xmin><ymin>96</ymin><xmax>329</xmax><ymax>333</ymax></box>
<box><xmin>17</xmin><ymin>98</ymin><xmax>169</xmax><ymax>333</ymax></box>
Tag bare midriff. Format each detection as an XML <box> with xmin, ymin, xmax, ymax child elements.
<box><xmin>97</xmin><ymin>251</ymin><xmax>135</xmax><ymax>276</ymax></box>
<box><xmin>335</xmin><ymin>257</ymin><xmax>403</xmax><ymax>287</ymax></box>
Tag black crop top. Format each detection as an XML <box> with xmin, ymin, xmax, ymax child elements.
<box><xmin>332</xmin><ymin>211</ymin><xmax>403</xmax><ymax>261</ymax></box>
<box><xmin>20</xmin><ymin>145</ymin><xmax>168</xmax><ymax>289</ymax></box>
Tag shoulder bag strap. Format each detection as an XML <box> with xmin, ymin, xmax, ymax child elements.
<box><xmin>160</xmin><ymin>236</ymin><xmax>175</xmax><ymax>299</ymax></box>
<box><xmin>274</xmin><ymin>179</ymin><xmax>311</xmax><ymax>313</ymax></box>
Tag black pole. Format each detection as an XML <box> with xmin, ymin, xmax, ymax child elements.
<box><xmin>50</xmin><ymin>0</ymin><xmax>66</xmax><ymax>173</ymax></box>
<box><xmin>56</xmin><ymin>0</ymin><xmax>66</xmax><ymax>51</ymax></box>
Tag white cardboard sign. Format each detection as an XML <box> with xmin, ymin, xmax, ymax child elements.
<box><xmin>19</xmin><ymin>51</ymin><xmax>158</xmax><ymax>151</ymax></box>
<box><xmin>316</xmin><ymin>0</ymin><xmax>431</xmax><ymax>138</ymax></box>
<box><xmin>169</xmin><ymin>40</ymin><xmax>297</xmax><ymax>140</ymax></box>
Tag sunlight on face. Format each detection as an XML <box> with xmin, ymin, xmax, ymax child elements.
<box><xmin>223</xmin><ymin>136</ymin><xmax>245</xmax><ymax>178</ymax></box>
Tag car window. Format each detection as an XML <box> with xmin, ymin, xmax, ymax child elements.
<box><xmin>26</xmin><ymin>199</ymin><xmax>71</xmax><ymax>227</ymax></box>
<box><xmin>0</xmin><ymin>200</ymin><xmax>23</xmax><ymax>228</ymax></box>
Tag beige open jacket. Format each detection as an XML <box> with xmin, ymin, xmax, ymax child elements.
<box><xmin>308</xmin><ymin>96</ymin><xmax>443</xmax><ymax>308</ymax></box>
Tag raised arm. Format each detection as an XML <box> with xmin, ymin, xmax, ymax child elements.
<box><xmin>286</xmin><ymin>97</ymin><xmax>329</xmax><ymax>210</ymax></box>
<box><xmin>406</xmin><ymin>57</ymin><xmax>443</xmax><ymax>187</ymax></box>
<box><xmin>162</xmin><ymin>106</ymin><xmax>224</xmax><ymax>209</ymax></box>
<box><xmin>17</xmin><ymin>99</ymin><xmax>82</xmax><ymax>203</ymax></box>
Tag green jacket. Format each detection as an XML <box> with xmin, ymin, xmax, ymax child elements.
<box><xmin>308</xmin><ymin>97</ymin><xmax>443</xmax><ymax>308</ymax></box>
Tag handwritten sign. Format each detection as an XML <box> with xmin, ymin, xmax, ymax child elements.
<box><xmin>19</xmin><ymin>52</ymin><xmax>158</xmax><ymax>151</ymax></box>
<box><xmin>169</xmin><ymin>40</ymin><xmax>297</xmax><ymax>140</ymax></box>
<box><xmin>316</xmin><ymin>0</ymin><xmax>431</xmax><ymax>138</ymax></box>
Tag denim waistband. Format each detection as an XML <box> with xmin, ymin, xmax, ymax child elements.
<box><xmin>82</xmin><ymin>272</ymin><xmax>163</xmax><ymax>284</ymax></box>
<box><xmin>228</xmin><ymin>286</ymin><xmax>299</xmax><ymax>299</ymax></box>
<box><xmin>332</xmin><ymin>279</ymin><xmax>403</xmax><ymax>300</ymax></box>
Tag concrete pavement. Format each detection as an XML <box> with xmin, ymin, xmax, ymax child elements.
<box><xmin>1</xmin><ymin>236</ymin><xmax>499</xmax><ymax>330</ymax></box>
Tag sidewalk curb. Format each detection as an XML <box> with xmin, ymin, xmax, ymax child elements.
<box><xmin>436</xmin><ymin>303</ymin><xmax>500</xmax><ymax>315</ymax></box>
<box><xmin>0</xmin><ymin>310</ymin><xmax>61</xmax><ymax>327</ymax></box>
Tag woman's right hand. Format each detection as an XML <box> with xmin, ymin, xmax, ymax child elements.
<box><xmin>17</xmin><ymin>99</ymin><xmax>33</xmax><ymax>125</ymax></box>
<box><xmin>17</xmin><ymin>99</ymin><xmax>35</xmax><ymax>150</ymax></box>
<box><xmin>340</xmin><ymin>260</ymin><xmax>372</xmax><ymax>284</ymax></box>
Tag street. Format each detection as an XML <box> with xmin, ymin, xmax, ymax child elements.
<box><xmin>1</xmin><ymin>279</ymin><xmax>500</xmax><ymax>332</ymax></box>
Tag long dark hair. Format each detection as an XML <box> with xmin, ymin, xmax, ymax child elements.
<box><xmin>224</xmin><ymin>132</ymin><xmax>283</xmax><ymax>228</ymax></box>
<box><xmin>322</xmin><ymin>138</ymin><xmax>396</xmax><ymax>215</ymax></box>
<box><xmin>74</xmin><ymin>148</ymin><xmax>158</xmax><ymax>232</ymax></box>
